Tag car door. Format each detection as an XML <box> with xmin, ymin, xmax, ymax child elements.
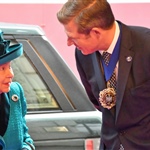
<box><xmin>2</xmin><ymin>25</ymin><xmax>102</xmax><ymax>150</ymax></box>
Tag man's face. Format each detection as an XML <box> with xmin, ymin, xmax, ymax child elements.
<box><xmin>64</xmin><ymin>20</ymin><xmax>101</xmax><ymax>55</ymax></box>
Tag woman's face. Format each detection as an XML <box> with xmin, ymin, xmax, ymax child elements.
<box><xmin>0</xmin><ymin>62</ymin><xmax>14</xmax><ymax>94</ymax></box>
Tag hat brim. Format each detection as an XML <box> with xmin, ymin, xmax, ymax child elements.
<box><xmin>0</xmin><ymin>43</ymin><xmax>23</xmax><ymax>65</ymax></box>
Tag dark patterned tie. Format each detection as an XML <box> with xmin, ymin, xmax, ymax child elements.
<box><xmin>102</xmin><ymin>52</ymin><xmax>117</xmax><ymax>90</ymax></box>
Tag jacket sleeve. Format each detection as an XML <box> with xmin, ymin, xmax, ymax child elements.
<box><xmin>16</xmin><ymin>82</ymin><xmax>35</xmax><ymax>150</ymax></box>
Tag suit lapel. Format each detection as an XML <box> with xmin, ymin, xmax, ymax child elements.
<box><xmin>115</xmin><ymin>23</ymin><xmax>134</xmax><ymax>122</ymax></box>
<box><xmin>91</xmin><ymin>52</ymin><xmax>106</xmax><ymax>91</ymax></box>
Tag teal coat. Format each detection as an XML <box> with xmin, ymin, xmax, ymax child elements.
<box><xmin>2</xmin><ymin>82</ymin><xmax>35</xmax><ymax>150</ymax></box>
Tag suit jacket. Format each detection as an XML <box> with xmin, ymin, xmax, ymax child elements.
<box><xmin>75</xmin><ymin>21</ymin><xmax>150</xmax><ymax>150</ymax></box>
<box><xmin>1</xmin><ymin>82</ymin><xmax>35</xmax><ymax>150</ymax></box>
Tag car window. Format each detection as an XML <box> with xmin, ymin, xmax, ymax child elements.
<box><xmin>12</xmin><ymin>53</ymin><xmax>60</xmax><ymax>112</ymax></box>
<box><xmin>6</xmin><ymin>36</ymin><xmax>96</xmax><ymax>113</ymax></box>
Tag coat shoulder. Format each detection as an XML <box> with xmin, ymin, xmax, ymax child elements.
<box><xmin>10</xmin><ymin>82</ymin><xmax>23</xmax><ymax>95</ymax></box>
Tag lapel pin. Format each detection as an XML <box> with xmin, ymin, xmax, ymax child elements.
<box><xmin>126</xmin><ymin>56</ymin><xmax>132</xmax><ymax>62</ymax></box>
<box><xmin>12</xmin><ymin>94</ymin><xmax>19</xmax><ymax>102</ymax></box>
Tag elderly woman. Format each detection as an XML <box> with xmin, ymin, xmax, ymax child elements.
<box><xmin>0</xmin><ymin>30</ymin><xmax>35</xmax><ymax>150</ymax></box>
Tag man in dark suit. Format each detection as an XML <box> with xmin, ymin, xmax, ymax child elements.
<box><xmin>57</xmin><ymin>0</ymin><xmax>150</xmax><ymax>149</ymax></box>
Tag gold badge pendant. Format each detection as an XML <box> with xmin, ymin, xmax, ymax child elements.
<box><xmin>99</xmin><ymin>83</ymin><xmax>116</xmax><ymax>109</ymax></box>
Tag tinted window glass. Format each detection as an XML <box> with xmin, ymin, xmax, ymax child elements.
<box><xmin>12</xmin><ymin>53</ymin><xmax>60</xmax><ymax>111</ymax></box>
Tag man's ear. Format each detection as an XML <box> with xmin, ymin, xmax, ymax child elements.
<box><xmin>90</xmin><ymin>27</ymin><xmax>101</xmax><ymax>38</ymax></box>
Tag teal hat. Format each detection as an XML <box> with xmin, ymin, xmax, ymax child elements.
<box><xmin>0</xmin><ymin>30</ymin><xmax>23</xmax><ymax>65</ymax></box>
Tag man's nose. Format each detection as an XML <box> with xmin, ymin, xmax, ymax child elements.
<box><xmin>67</xmin><ymin>38</ymin><xmax>74</xmax><ymax>46</ymax></box>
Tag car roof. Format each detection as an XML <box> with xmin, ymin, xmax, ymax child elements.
<box><xmin>0</xmin><ymin>22</ymin><xmax>44</xmax><ymax>35</ymax></box>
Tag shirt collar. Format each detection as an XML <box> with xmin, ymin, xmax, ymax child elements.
<box><xmin>100</xmin><ymin>21</ymin><xmax>120</xmax><ymax>55</ymax></box>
